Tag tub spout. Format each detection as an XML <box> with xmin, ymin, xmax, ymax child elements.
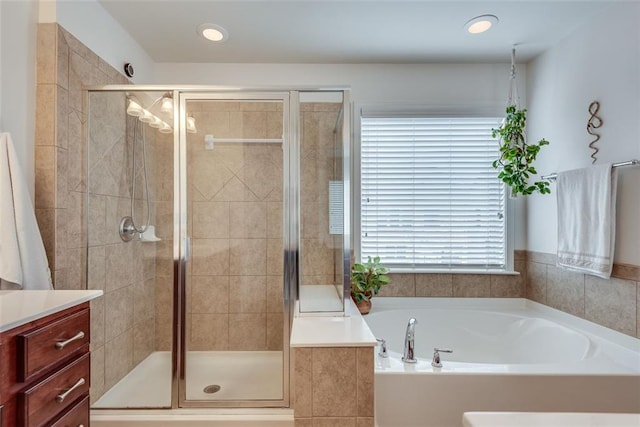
<box><xmin>402</xmin><ymin>318</ymin><xmax>418</xmax><ymax>363</ymax></box>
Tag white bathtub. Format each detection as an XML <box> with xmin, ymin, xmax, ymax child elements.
<box><xmin>365</xmin><ymin>298</ymin><xmax>640</xmax><ymax>427</ymax></box>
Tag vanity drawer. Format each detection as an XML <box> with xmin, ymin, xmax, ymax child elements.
<box><xmin>17</xmin><ymin>309</ymin><xmax>89</xmax><ymax>382</ymax></box>
<box><xmin>20</xmin><ymin>353</ymin><xmax>90</xmax><ymax>427</ymax></box>
<box><xmin>50</xmin><ymin>395</ymin><xmax>89</xmax><ymax>427</ymax></box>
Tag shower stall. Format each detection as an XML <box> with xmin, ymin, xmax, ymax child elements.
<box><xmin>85</xmin><ymin>87</ymin><xmax>350</xmax><ymax>411</ymax></box>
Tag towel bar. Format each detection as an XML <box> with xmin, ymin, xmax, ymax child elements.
<box><xmin>541</xmin><ymin>159</ymin><xmax>639</xmax><ymax>181</ymax></box>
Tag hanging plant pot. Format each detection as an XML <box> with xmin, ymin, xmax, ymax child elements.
<box><xmin>492</xmin><ymin>105</ymin><xmax>551</xmax><ymax>197</ymax></box>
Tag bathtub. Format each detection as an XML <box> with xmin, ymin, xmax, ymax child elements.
<box><xmin>365</xmin><ymin>298</ymin><xmax>640</xmax><ymax>427</ymax></box>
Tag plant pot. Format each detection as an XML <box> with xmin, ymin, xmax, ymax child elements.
<box><xmin>353</xmin><ymin>297</ymin><xmax>372</xmax><ymax>315</ymax></box>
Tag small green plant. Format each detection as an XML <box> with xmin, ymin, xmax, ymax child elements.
<box><xmin>350</xmin><ymin>256</ymin><xmax>390</xmax><ymax>303</ymax></box>
<box><xmin>492</xmin><ymin>105</ymin><xmax>551</xmax><ymax>196</ymax></box>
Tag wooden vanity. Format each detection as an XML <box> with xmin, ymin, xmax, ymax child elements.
<box><xmin>0</xmin><ymin>290</ymin><xmax>102</xmax><ymax>427</ymax></box>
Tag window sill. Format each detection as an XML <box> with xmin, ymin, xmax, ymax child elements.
<box><xmin>389</xmin><ymin>269</ymin><xmax>521</xmax><ymax>276</ymax></box>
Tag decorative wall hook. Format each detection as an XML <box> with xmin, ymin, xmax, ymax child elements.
<box><xmin>587</xmin><ymin>101</ymin><xmax>603</xmax><ymax>164</ymax></box>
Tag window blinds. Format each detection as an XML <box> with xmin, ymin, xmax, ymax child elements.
<box><xmin>360</xmin><ymin>116</ymin><xmax>506</xmax><ymax>270</ymax></box>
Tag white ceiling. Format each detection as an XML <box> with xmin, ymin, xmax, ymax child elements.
<box><xmin>98</xmin><ymin>0</ymin><xmax>614</xmax><ymax>64</ymax></box>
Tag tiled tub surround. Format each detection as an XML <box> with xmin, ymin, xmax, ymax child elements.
<box><xmin>368</xmin><ymin>297</ymin><xmax>640</xmax><ymax>427</ymax></box>
<box><xmin>291</xmin><ymin>301</ymin><xmax>376</xmax><ymax>427</ymax></box>
<box><xmin>526</xmin><ymin>251</ymin><xmax>640</xmax><ymax>338</ymax></box>
<box><xmin>379</xmin><ymin>250</ymin><xmax>640</xmax><ymax>339</ymax></box>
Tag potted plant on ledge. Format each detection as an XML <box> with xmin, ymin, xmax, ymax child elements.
<box><xmin>350</xmin><ymin>256</ymin><xmax>389</xmax><ymax>315</ymax></box>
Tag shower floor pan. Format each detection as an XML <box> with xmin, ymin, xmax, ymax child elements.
<box><xmin>93</xmin><ymin>351</ymin><xmax>284</xmax><ymax>408</ymax></box>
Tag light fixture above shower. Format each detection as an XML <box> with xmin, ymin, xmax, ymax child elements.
<box><xmin>126</xmin><ymin>95</ymin><xmax>174</xmax><ymax>134</ymax></box>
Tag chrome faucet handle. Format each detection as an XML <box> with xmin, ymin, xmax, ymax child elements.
<box><xmin>376</xmin><ymin>338</ymin><xmax>388</xmax><ymax>358</ymax></box>
<box><xmin>431</xmin><ymin>348</ymin><xmax>453</xmax><ymax>368</ymax></box>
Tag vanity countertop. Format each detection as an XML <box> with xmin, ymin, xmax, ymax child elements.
<box><xmin>463</xmin><ymin>412</ymin><xmax>640</xmax><ymax>427</ymax></box>
<box><xmin>0</xmin><ymin>289</ymin><xmax>103</xmax><ymax>332</ymax></box>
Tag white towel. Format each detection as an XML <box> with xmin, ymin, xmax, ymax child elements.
<box><xmin>556</xmin><ymin>163</ymin><xmax>617</xmax><ymax>279</ymax></box>
<box><xmin>0</xmin><ymin>133</ymin><xmax>53</xmax><ymax>290</ymax></box>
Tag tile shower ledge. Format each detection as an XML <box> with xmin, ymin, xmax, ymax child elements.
<box><xmin>0</xmin><ymin>289</ymin><xmax>103</xmax><ymax>332</ymax></box>
<box><xmin>290</xmin><ymin>300</ymin><xmax>377</xmax><ymax>347</ymax></box>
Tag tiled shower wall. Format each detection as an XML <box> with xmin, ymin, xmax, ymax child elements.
<box><xmin>35</xmin><ymin>24</ymin><xmax>159</xmax><ymax>403</ymax></box>
<box><xmin>182</xmin><ymin>100</ymin><xmax>285</xmax><ymax>351</ymax></box>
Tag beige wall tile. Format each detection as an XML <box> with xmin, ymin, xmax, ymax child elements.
<box><xmin>266</xmin><ymin>275</ymin><xmax>284</xmax><ymax>313</ymax></box>
<box><xmin>193</xmin><ymin>202</ymin><xmax>230</xmax><ymax>238</ymax></box>
<box><xmin>526</xmin><ymin>262</ymin><xmax>547</xmax><ymax>303</ymax></box>
<box><xmin>295</xmin><ymin>419</ymin><xmax>313</xmax><ymax>427</ymax></box>
<box><xmin>190</xmin><ymin>155</ymin><xmax>234</xmax><ymax>200</ymax></box>
<box><xmin>37</xmin><ymin>24</ymin><xmax>57</xmax><ymax>84</ymax></box>
<box><xmin>490</xmin><ymin>266</ymin><xmax>524</xmax><ymax>298</ymax></box>
<box><xmin>67</xmin><ymin>110</ymin><xmax>85</xmax><ymax>191</ymax></box>
<box><xmin>453</xmin><ymin>274</ymin><xmax>491</xmax><ymax>297</ymax></box>
<box><xmin>35</xmin><ymin>208</ymin><xmax>55</xmax><ymax>267</ymax></box>
<box><xmin>356</xmin><ymin>347</ymin><xmax>373</xmax><ymax>417</ymax></box>
<box><xmin>35</xmin><ymin>145</ymin><xmax>55</xmax><ymax>208</ymax></box>
<box><xmin>229</xmin><ymin>239</ymin><xmax>266</xmax><ymax>275</ymax></box>
<box><xmin>267</xmin><ymin>201</ymin><xmax>283</xmax><ymax>238</ymax></box>
<box><xmin>267</xmin><ymin>239</ymin><xmax>284</xmax><ymax>276</ymax></box>
<box><xmin>134</xmin><ymin>278</ymin><xmax>156</xmax><ymax>323</ymax></box>
<box><xmin>301</xmin><ymin>239</ymin><xmax>334</xmax><ymax>277</ymax></box>
<box><xmin>527</xmin><ymin>251</ymin><xmax>557</xmax><ymax>265</ymax></box>
<box><xmin>190</xmin><ymin>313</ymin><xmax>229</xmax><ymax>350</ymax></box>
<box><xmin>56</xmin><ymin>26</ymin><xmax>69</xmax><ymax>89</ymax></box>
<box><xmin>546</xmin><ymin>266</ymin><xmax>585</xmax><ymax>317</ymax></box>
<box><xmin>155</xmin><ymin>239</ymin><xmax>174</xmax><ymax>277</ymax></box>
<box><xmin>230</xmin><ymin>202</ymin><xmax>267</xmax><ymax>238</ymax></box>
<box><xmin>105</xmin><ymin>286</ymin><xmax>134</xmax><ymax>341</ymax></box>
<box><xmin>55</xmin><ymin>88</ymin><xmax>69</xmax><ymax>149</ymax></box>
<box><xmin>133</xmin><ymin>317</ymin><xmax>155</xmax><ymax>366</ymax></box>
<box><xmin>105</xmin><ymin>242</ymin><xmax>133</xmax><ymax>292</ymax></box>
<box><xmin>90</xmin><ymin>345</ymin><xmax>105</xmax><ymax>404</ymax></box>
<box><xmin>35</xmin><ymin>84</ymin><xmax>56</xmax><ymax>146</ymax></box>
<box><xmin>192</xmin><ymin>238</ymin><xmax>230</xmax><ymax>275</ymax></box>
<box><xmin>90</xmin><ymin>297</ymin><xmax>105</xmax><ymax>349</ymax></box>
<box><xmin>191</xmin><ymin>275</ymin><xmax>230</xmax><ymax>313</ymax></box>
<box><xmin>67</xmin><ymin>190</ymin><xmax>85</xmax><ymax>249</ymax></box>
<box><xmin>211</xmin><ymin>176</ymin><xmax>260</xmax><ymax>202</ymax></box>
<box><xmin>228</xmin><ymin>313</ymin><xmax>266</xmax><ymax>350</ymax></box>
<box><xmin>104</xmin><ymin>329</ymin><xmax>133</xmax><ymax>390</ymax></box>
<box><xmin>312</xmin><ymin>347</ymin><xmax>357</xmax><ymax>417</ymax></box>
<box><xmin>155</xmin><ymin>275</ymin><xmax>173</xmax><ymax>350</ymax></box>
<box><xmin>585</xmin><ymin>276</ymin><xmax>637</xmax><ymax>336</ymax></box>
<box><xmin>267</xmin><ymin>312</ymin><xmax>284</xmax><ymax>351</ymax></box>
<box><xmin>415</xmin><ymin>274</ymin><xmax>453</xmax><ymax>297</ymax></box>
<box><xmin>229</xmin><ymin>276</ymin><xmax>266</xmax><ymax>313</ymax></box>
<box><xmin>312</xmin><ymin>419</ymin><xmax>356</xmax><ymax>427</ymax></box>
<box><xmin>293</xmin><ymin>348</ymin><xmax>313</xmax><ymax>418</ymax></box>
<box><xmin>378</xmin><ymin>273</ymin><xmax>415</xmax><ymax>297</ymax></box>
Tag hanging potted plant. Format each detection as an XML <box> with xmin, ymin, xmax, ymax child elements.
<box><xmin>492</xmin><ymin>105</ymin><xmax>551</xmax><ymax>196</ymax></box>
<box><xmin>350</xmin><ymin>256</ymin><xmax>389</xmax><ymax>315</ymax></box>
<box><xmin>492</xmin><ymin>46</ymin><xmax>551</xmax><ymax>197</ymax></box>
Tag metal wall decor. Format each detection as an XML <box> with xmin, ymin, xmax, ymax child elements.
<box><xmin>587</xmin><ymin>101</ymin><xmax>603</xmax><ymax>164</ymax></box>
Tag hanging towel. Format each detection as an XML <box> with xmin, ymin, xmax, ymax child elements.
<box><xmin>0</xmin><ymin>133</ymin><xmax>53</xmax><ymax>290</ymax></box>
<box><xmin>556</xmin><ymin>163</ymin><xmax>617</xmax><ymax>279</ymax></box>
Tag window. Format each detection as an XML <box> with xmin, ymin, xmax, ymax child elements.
<box><xmin>360</xmin><ymin>116</ymin><xmax>507</xmax><ymax>271</ymax></box>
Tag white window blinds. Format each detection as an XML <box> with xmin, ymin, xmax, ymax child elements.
<box><xmin>360</xmin><ymin>116</ymin><xmax>507</xmax><ymax>270</ymax></box>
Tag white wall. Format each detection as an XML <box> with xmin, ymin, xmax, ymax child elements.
<box><xmin>0</xmin><ymin>0</ymin><xmax>39</xmax><ymax>200</ymax></box>
<box><xmin>154</xmin><ymin>62</ymin><xmax>528</xmax><ymax>251</ymax></box>
<box><xmin>526</xmin><ymin>2</ymin><xmax>640</xmax><ymax>265</ymax></box>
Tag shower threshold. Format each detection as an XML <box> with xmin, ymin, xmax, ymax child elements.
<box><xmin>93</xmin><ymin>351</ymin><xmax>284</xmax><ymax>408</ymax></box>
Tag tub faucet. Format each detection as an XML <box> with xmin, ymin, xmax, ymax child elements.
<box><xmin>402</xmin><ymin>318</ymin><xmax>418</xmax><ymax>363</ymax></box>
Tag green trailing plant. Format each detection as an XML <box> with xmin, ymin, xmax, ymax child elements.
<box><xmin>350</xmin><ymin>256</ymin><xmax>390</xmax><ymax>303</ymax></box>
<box><xmin>492</xmin><ymin>105</ymin><xmax>551</xmax><ymax>196</ymax></box>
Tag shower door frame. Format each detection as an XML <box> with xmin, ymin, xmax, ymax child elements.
<box><xmin>175</xmin><ymin>90</ymin><xmax>294</xmax><ymax>408</ymax></box>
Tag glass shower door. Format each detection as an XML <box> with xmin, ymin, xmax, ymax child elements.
<box><xmin>178</xmin><ymin>93</ymin><xmax>289</xmax><ymax>406</ymax></box>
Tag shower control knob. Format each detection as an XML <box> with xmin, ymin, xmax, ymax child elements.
<box><xmin>432</xmin><ymin>348</ymin><xmax>453</xmax><ymax>368</ymax></box>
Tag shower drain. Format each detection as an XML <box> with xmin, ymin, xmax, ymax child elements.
<box><xmin>203</xmin><ymin>384</ymin><xmax>221</xmax><ymax>394</ymax></box>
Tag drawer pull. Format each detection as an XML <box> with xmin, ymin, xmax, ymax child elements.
<box><xmin>55</xmin><ymin>331</ymin><xmax>85</xmax><ymax>350</ymax></box>
<box><xmin>55</xmin><ymin>378</ymin><xmax>85</xmax><ymax>403</ymax></box>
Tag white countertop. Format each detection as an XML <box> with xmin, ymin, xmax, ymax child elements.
<box><xmin>290</xmin><ymin>299</ymin><xmax>377</xmax><ymax>348</ymax></box>
<box><xmin>463</xmin><ymin>412</ymin><xmax>640</xmax><ymax>427</ymax></box>
<box><xmin>0</xmin><ymin>289</ymin><xmax>103</xmax><ymax>332</ymax></box>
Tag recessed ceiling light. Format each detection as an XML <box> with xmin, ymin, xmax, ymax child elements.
<box><xmin>464</xmin><ymin>15</ymin><xmax>498</xmax><ymax>34</ymax></box>
<box><xmin>197</xmin><ymin>23</ymin><xmax>228</xmax><ymax>42</ymax></box>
